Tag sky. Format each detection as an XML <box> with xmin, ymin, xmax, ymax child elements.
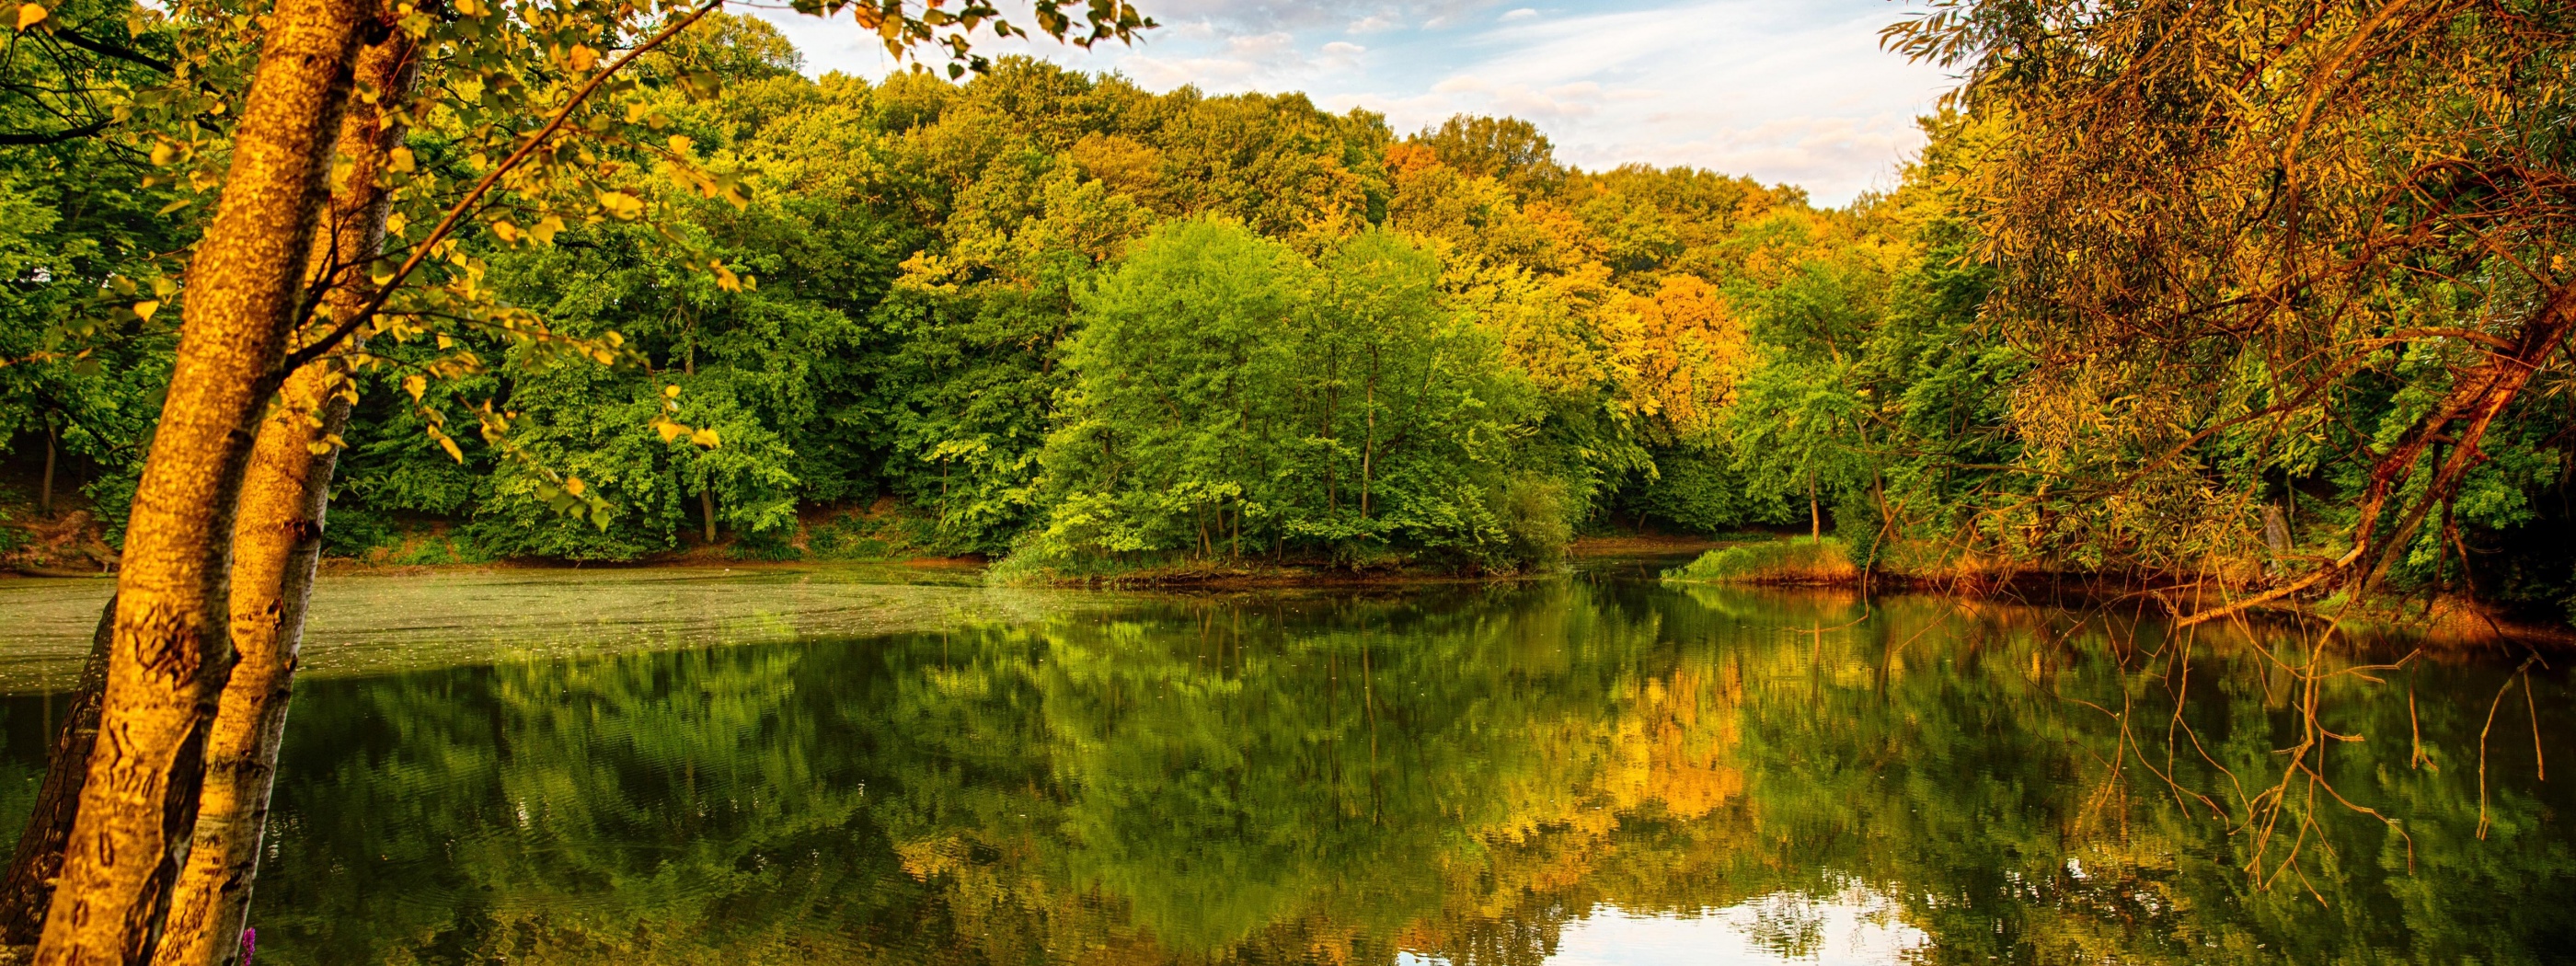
<box><xmin>742</xmin><ymin>1</ymin><xmax>1958</xmax><ymax>206</ymax></box>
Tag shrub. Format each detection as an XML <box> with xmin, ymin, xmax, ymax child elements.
<box><xmin>1663</xmin><ymin>536</ymin><xmax>1857</xmax><ymax>584</ymax></box>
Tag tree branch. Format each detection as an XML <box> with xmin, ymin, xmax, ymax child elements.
<box><xmin>48</xmin><ymin>26</ymin><xmax>175</xmax><ymax>75</ymax></box>
<box><xmin>273</xmin><ymin>0</ymin><xmax>724</xmax><ymax>380</ymax></box>
<box><xmin>0</xmin><ymin>116</ymin><xmax>109</xmax><ymax>145</ymax></box>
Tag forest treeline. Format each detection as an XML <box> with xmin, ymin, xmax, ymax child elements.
<box><xmin>8</xmin><ymin>3</ymin><xmax>2576</xmax><ymax>617</ymax></box>
<box><xmin>0</xmin><ymin>11</ymin><xmax>1899</xmax><ymax>575</ymax></box>
<box><xmin>328</xmin><ymin>25</ymin><xmax>1904</xmax><ymax>579</ymax></box>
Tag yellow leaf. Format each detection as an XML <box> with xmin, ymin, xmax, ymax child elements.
<box><xmin>563</xmin><ymin>477</ymin><xmax>586</xmax><ymax>497</ymax></box>
<box><xmin>132</xmin><ymin>300</ymin><xmax>159</xmax><ymax>321</ymax></box>
<box><xmin>489</xmin><ymin>219</ymin><xmax>521</xmax><ymax>243</ymax></box>
<box><xmin>16</xmin><ymin>4</ymin><xmax>47</xmax><ymax>29</ymax></box>
<box><xmin>530</xmin><ymin>214</ymin><xmax>564</xmax><ymax>246</ymax></box>
<box><xmin>597</xmin><ymin>190</ymin><xmax>643</xmax><ymax>220</ymax></box>
<box><xmin>569</xmin><ymin>44</ymin><xmax>599</xmax><ymax>72</ymax></box>
<box><xmin>307</xmin><ymin>440</ymin><xmax>334</xmax><ymax>455</ymax></box>
<box><xmin>662</xmin><ymin>384</ymin><xmax>683</xmax><ymax>397</ymax></box>
<box><xmin>667</xmin><ymin>134</ymin><xmax>693</xmax><ymax>155</ymax></box>
<box><xmin>654</xmin><ymin>420</ymin><xmax>684</xmax><ymax>443</ymax></box>
<box><xmin>438</xmin><ymin>435</ymin><xmax>464</xmax><ymax>463</ymax></box>
<box><xmin>690</xmin><ymin>428</ymin><xmax>721</xmax><ymax>448</ymax></box>
<box><xmin>387</xmin><ymin>145</ymin><xmax>415</xmax><ymax>173</ymax></box>
<box><xmin>149</xmin><ymin>141</ymin><xmax>176</xmax><ymax>166</ymax></box>
<box><xmin>403</xmin><ymin>374</ymin><xmax>427</xmax><ymax>401</ymax></box>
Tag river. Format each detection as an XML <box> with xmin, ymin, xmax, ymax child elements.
<box><xmin>0</xmin><ymin>558</ymin><xmax>2565</xmax><ymax>964</ymax></box>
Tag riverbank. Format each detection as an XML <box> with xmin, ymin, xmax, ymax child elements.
<box><xmin>979</xmin><ymin>533</ymin><xmax>1725</xmax><ymax>589</ymax></box>
<box><xmin>1</xmin><ymin>525</ymin><xmax>1725</xmax><ymax>587</ymax></box>
<box><xmin>1660</xmin><ymin>536</ymin><xmax>2576</xmax><ymax>650</ymax></box>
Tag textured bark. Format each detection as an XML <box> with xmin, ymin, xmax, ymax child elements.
<box><xmin>0</xmin><ymin>597</ymin><xmax>115</xmax><ymax>949</ymax></box>
<box><xmin>700</xmin><ymin>489</ymin><xmax>717</xmax><ymax>544</ymax></box>
<box><xmin>151</xmin><ymin>29</ymin><xmax>418</xmax><ymax>966</ymax></box>
<box><xmin>32</xmin><ymin>0</ymin><xmax>370</xmax><ymax>959</ymax></box>
<box><xmin>39</xmin><ymin>420</ymin><xmax>54</xmax><ymax>518</ymax></box>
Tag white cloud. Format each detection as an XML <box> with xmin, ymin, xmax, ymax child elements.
<box><xmin>1348</xmin><ymin>15</ymin><xmax>1399</xmax><ymax>33</ymax></box>
<box><xmin>1224</xmin><ymin>30</ymin><xmax>1296</xmax><ymax>58</ymax></box>
<box><xmin>1339</xmin><ymin>0</ymin><xmax>1951</xmax><ymax>201</ymax></box>
<box><xmin>1500</xmin><ymin>7</ymin><xmax>1539</xmax><ymax>21</ymax></box>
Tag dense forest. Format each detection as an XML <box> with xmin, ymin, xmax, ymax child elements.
<box><xmin>6</xmin><ymin>10</ymin><xmax>1866</xmax><ymax>577</ymax></box>
<box><xmin>10</xmin><ymin>2</ymin><xmax>2574</xmax><ymax>622</ymax></box>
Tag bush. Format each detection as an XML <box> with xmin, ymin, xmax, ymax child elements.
<box><xmin>1662</xmin><ymin>537</ymin><xmax>1857</xmax><ymax>584</ymax></box>
<box><xmin>1488</xmin><ymin>476</ymin><xmax>1572</xmax><ymax>571</ymax></box>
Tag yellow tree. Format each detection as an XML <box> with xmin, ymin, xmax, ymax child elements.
<box><xmin>1602</xmin><ymin>273</ymin><xmax>1745</xmax><ymax>442</ymax></box>
<box><xmin>1888</xmin><ymin>0</ymin><xmax>2576</xmax><ymax>618</ymax></box>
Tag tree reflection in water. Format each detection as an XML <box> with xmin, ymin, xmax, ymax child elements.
<box><xmin>0</xmin><ymin>579</ymin><xmax>2563</xmax><ymax>964</ymax></box>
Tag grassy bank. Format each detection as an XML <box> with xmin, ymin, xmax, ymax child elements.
<box><xmin>1661</xmin><ymin>537</ymin><xmax>1861</xmax><ymax>585</ymax></box>
<box><xmin>983</xmin><ymin>544</ymin><xmax>1581</xmax><ymax>589</ymax></box>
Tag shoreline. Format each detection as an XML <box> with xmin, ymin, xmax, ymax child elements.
<box><xmin>1671</xmin><ymin>558</ymin><xmax>2576</xmax><ymax>652</ymax></box>
<box><xmin>1</xmin><ymin>533</ymin><xmax>1726</xmax><ymax>586</ymax></box>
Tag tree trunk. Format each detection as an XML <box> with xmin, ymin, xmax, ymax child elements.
<box><xmin>2261</xmin><ymin>503</ymin><xmax>2290</xmax><ymax>577</ymax></box>
<box><xmin>699</xmin><ymin>489</ymin><xmax>717</xmax><ymax>545</ymax></box>
<box><xmin>39</xmin><ymin>419</ymin><xmax>55</xmax><ymax>519</ymax></box>
<box><xmin>0</xmin><ymin>597</ymin><xmax>115</xmax><ymax>949</ymax></box>
<box><xmin>33</xmin><ymin>0</ymin><xmax>370</xmax><ymax>958</ymax></box>
<box><xmin>1323</xmin><ymin>364</ymin><xmax>1337</xmax><ymax>514</ymax></box>
<box><xmin>1361</xmin><ymin>347</ymin><xmax>1375</xmax><ymax>522</ymax></box>
<box><xmin>1809</xmin><ymin>471</ymin><xmax>1821</xmax><ymax>543</ymax></box>
<box><xmin>153</xmin><ymin>28</ymin><xmax>418</xmax><ymax>966</ymax></box>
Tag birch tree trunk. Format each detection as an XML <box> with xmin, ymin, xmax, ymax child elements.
<box><xmin>33</xmin><ymin>0</ymin><xmax>370</xmax><ymax>958</ymax></box>
<box><xmin>150</xmin><ymin>28</ymin><xmax>419</xmax><ymax>966</ymax></box>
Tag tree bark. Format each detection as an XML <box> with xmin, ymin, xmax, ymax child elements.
<box><xmin>151</xmin><ymin>27</ymin><xmax>417</xmax><ymax>966</ymax></box>
<box><xmin>1809</xmin><ymin>471</ymin><xmax>1821</xmax><ymax>542</ymax></box>
<box><xmin>39</xmin><ymin>418</ymin><xmax>55</xmax><ymax>518</ymax></box>
<box><xmin>33</xmin><ymin>0</ymin><xmax>371</xmax><ymax>958</ymax></box>
<box><xmin>699</xmin><ymin>489</ymin><xmax>717</xmax><ymax>545</ymax></box>
<box><xmin>2261</xmin><ymin>503</ymin><xmax>2290</xmax><ymax>577</ymax></box>
<box><xmin>0</xmin><ymin>597</ymin><xmax>115</xmax><ymax>950</ymax></box>
<box><xmin>1361</xmin><ymin>347</ymin><xmax>1375</xmax><ymax>522</ymax></box>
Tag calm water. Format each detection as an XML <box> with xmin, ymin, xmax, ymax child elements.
<box><xmin>0</xmin><ymin>563</ymin><xmax>2568</xmax><ymax>964</ymax></box>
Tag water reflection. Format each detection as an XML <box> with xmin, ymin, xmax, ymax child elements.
<box><xmin>0</xmin><ymin>578</ymin><xmax>2566</xmax><ymax>964</ymax></box>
